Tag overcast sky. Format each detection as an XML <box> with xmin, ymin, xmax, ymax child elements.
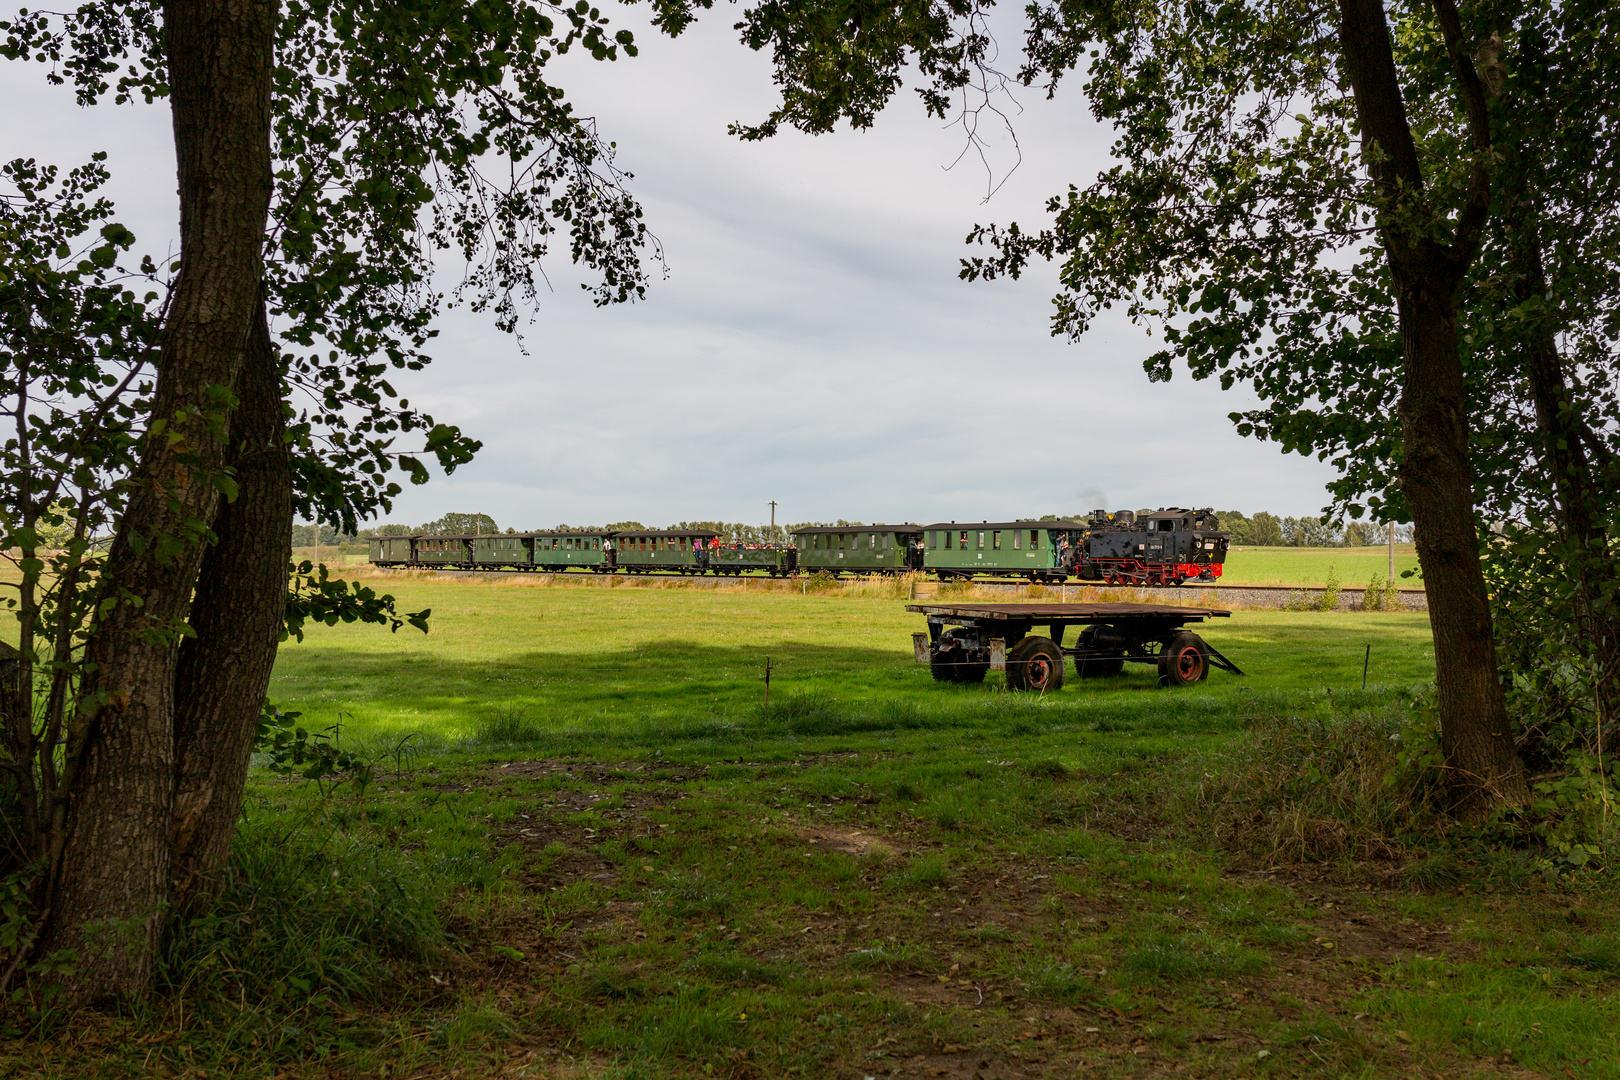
<box><xmin>0</xmin><ymin>6</ymin><xmax>1345</xmax><ymax>531</ymax></box>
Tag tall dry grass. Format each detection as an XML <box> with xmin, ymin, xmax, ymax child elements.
<box><xmin>1181</xmin><ymin>692</ymin><xmax>1437</xmax><ymax>866</ymax></box>
<box><xmin>334</xmin><ymin>565</ymin><xmax>1239</xmax><ymax>606</ymax></box>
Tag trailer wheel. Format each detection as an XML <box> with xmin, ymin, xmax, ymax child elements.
<box><xmin>1158</xmin><ymin>632</ymin><xmax>1208</xmax><ymax>687</ymax></box>
<box><xmin>931</xmin><ymin>630</ymin><xmax>988</xmax><ymax>683</ymax></box>
<box><xmin>929</xmin><ymin>649</ymin><xmax>987</xmax><ymax>683</ymax></box>
<box><xmin>1073</xmin><ymin>626</ymin><xmax>1124</xmax><ymax>678</ymax></box>
<box><xmin>1007</xmin><ymin>637</ymin><xmax>1064</xmax><ymax>693</ymax></box>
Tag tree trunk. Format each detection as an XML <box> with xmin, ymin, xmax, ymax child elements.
<box><xmin>171</xmin><ymin>298</ymin><xmax>290</xmax><ymax>907</ymax></box>
<box><xmin>1336</xmin><ymin>0</ymin><xmax>1529</xmax><ymax>815</ymax></box>
<box><xmin>40</xmin><ymin>0</ymin><xmax>275</xmax><ymax>998</ymax></box>
<box><xmin>1395</xmin><ymin>278</ymin><xmax>1530</xmax><ymax>814</ymax></box>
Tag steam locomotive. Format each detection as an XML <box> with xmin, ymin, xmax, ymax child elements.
<box><xmin>1066</xmin><ymin>508</ymin><xmax>1229</xmax><ymax>586</ymax></box>
<box><xmin>368</xmin><ymin>507</ymin><xmax>1229</xmax><ymax>584</ymax></box>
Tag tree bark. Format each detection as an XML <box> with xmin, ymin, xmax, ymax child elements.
<box><xmin>40</xmin><ymin>0</ymin><xmax>275</xmax><ymax>998</ymax></box>
<box><xmin>1336</xmin><ymin>0</ymin><xmax>1529</xmax><ymax>814</ymax></box>
<box><xmin>1395</xmin><ymin>279</ymin><xmax>1529</xmax><ymax>813</ymax></box>
<box><xmin>170</xmin><ymin>298</ymin><xmax>290</xmax><ymax>907</ymax></box>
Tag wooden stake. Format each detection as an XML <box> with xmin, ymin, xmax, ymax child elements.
<box><xmin>1362</xmin><ymin>643</ymin><xmax>1370</xmax><ymax>690</ymax></box>
<box><xmin>764</xmin><ymin>656</ymin><xmax>773</xmax><ymax>706</ymax></box>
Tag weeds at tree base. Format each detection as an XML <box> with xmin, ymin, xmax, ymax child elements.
<box><xmin>160</xmin><ymin>815</ymin><xmax>445</xmax><ymax>1008</ymax></box>
<box><xmin>1187</xmin><ymin>688</ymin><xmax>1447</xmax><ymax>867</ymax></box>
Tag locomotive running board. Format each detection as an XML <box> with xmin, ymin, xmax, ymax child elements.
<box><xmin>1204</xmin><ymin>642</ymin><xmax>1245</xmax><ymax>676</ymax></box>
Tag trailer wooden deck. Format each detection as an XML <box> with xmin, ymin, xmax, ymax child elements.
<box><xmin>905</xmin><ymin>602</ymin><xmax>1230</xmax><ymax>621</ymax></box>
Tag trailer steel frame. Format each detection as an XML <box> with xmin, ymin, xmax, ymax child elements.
<box><xmin>906</xmin><ymin>602</ymin><xmax>1243</xmax><ymax>690</ymax></box>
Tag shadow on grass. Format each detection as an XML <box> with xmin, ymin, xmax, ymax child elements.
<box><xmin>277</xmin><ymin>639</ymin><xmax>1254</xmax><ymax>750</ymax></box>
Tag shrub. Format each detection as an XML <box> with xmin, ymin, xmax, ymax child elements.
<box><xmin>1362</xmin><ymin>572</ymin><xmax>1398</xmax><ymax>611</ymax></box>
<box><xmin>804</xmin><ymin>570</ymin><xmax>841</xmax><ymax>594</ymax></box>
<box><xmin>1314</xmin><ymin>565</ymin><xmax>1342</xmax><ymax>611</ymax></box>
<box><xmin>161</xmin><ymin>820</ymin><xmax>443</xmax><ymax>1006</ymax></box>
<box><xmin>1187</xmin><ymin>691</ymin><xmax>1441</xmax><ymax>864</ymax></box>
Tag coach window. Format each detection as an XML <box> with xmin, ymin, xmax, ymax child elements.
<box><xmin>1013</xmin><ymin>530</ymin><xmax>1022</xmax><ymax>549</ymax></box>
<box><xmin>957</xmin><ymin>531</ymin><xmax>968</xmax><ymax>549</ymax></box>
<box><xmin>977</xmin><ymin>531</ymin><xmax>985</xmax><ymax>549</ymax></box>
<box><xmin>992</xmin><ymin>530</ymin><xmax>1002</xmax><ymax>550</ymax></box>
<box><xmin>1030</xmin><ymin>530</ymin><xmax>1040</xmax><ymax>549</ymax></box>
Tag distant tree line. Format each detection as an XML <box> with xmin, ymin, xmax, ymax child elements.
<box><xmin>1214</xmin><ymin>512</ymin><xmax>1413</xmax><ymax>548</ymax></box>
<box><xmin>289</xmin><ymin>522</ymin><xmax>356</xmax><ymax>548</ymax></box>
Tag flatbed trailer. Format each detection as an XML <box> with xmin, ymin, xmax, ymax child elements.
<box><xmin>906</xmin><ymin>602</ymin><xmax>1243</xmax><ymax>691</ymax></box>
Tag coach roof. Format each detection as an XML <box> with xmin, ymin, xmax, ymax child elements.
<box><xmin>921</xmin><ymin>520</ymin><xmax>1086</xmax><ymax>532</ymax></box>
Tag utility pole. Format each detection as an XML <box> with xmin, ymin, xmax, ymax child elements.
<box><xmin>769</xmin><ymin>500</ymin><xmax>778</xmax><ymax>544</ymax></box>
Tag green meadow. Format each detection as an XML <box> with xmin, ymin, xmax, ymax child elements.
<box><xmin>1220</xmin><ymin>545</ymin><xmax>1422</xmax><ymax>587</ymax></box>
<box><xmin>21</xmin><ymin>577</ymin><xmax>1620</xmax><ymax>1080</ymax></box>
<box><xmin>269</xmin><ymin>579</ymin><xmax>1431</xmax><ymax>740</ymax></box>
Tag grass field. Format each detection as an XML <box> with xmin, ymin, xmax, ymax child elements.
<box><xmin>21</xmin><ymin>578</ymin><xmax>1620</xmax><ymax>1079</ymax></box>
<box><xmin>1221</xmin><ymin>545</ymin><xmax>1421</xmax><ymax>587</ymax></box>
<box><xmin>269</xmin><ymin>578</ymin><xmax>1433</xmax><ymax>741</ymax></box>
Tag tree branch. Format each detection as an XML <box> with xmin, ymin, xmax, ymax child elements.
<box><xmin>1429</xmin><ymin>0</ymin><xmax>1493</xmax><ymax>261</ymax></box>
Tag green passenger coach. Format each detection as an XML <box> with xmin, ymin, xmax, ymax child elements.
<box><xmin>706</xmin><ymin>544</ymin><xmax>798</xmax><ymax>575</ymax></box>
<box><xmin>611</xmin><ymin>529</ymin><xmax>719</xmax><ymax>573</ymax></box>
<box><xmin>369</xmin><ymin>535</ymin><xmax>415</xmax><ymax>567</ymax></box>
<box><xmin>792</xmin><ymin>525</ymin><xmax>923</xmax><ymax>575</ymax></box>
<box><xmin>414</xmin><ymin>535</ymin><xmax>473</xmax><ymax>567</ymax></box>
<box><xmin>472</xmin><ymin>534</ymin><xmax>533</xmax><ymax>567</ymax></box>
<box><xmin>923</xmin><ymin>521</ymin><xmax>1085</xmax><ymax>581</ymax></box>
<box><xmin>531</xmin><ymin>531</ymin><xmax>609</xmax><ymax>572</ymax></box>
